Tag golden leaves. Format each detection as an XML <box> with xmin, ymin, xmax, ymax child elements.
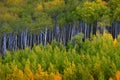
<box><xmin>24</xmin><ymin>59</ymin><xmax>34</xmax><ymax>80</ymax></box>
<box><xmin>109</xmin><ymin>77</ymin><xmax>113</xmax><ymax>80</ymax></box>
<box><xmin>115</xmin><ymin>71</ymin><xmax>120</xmax><ymax>80</ymax></box>
<box><xmin>113</xmin><ymin>38</ymin><xmax>118</xmax><ymax>46</ymax></box>
<box><xmin>54</xmin><ymin>74</ymin><xmax>62</xmax><ymax>80</ymax></box>
<box><xmin>37</xmin><ymin>4</ymin><xmax>43</xmax><ymax>11</ymax></box>
<box><xmin>36</xmin><ymin>0</ymin><xmax>65</xmax><ymax>15</ymax></box>
<box><xmin>44</xmin><ymin>0</ymin><xmax>65</xmax><ymax>10</ymax></box>
<box><xmin>17</xmin><ymin>70</ymin><xmax>24</xmax><ymax>80</ymax></box>
<box><xmin>96</xmin><ymin>0</ymin><xmax>108</xmax><ymax>6</ymax></box>
<box><xmin>103</xmin><ymin>33</ymin><xmax>113</xmax><ymax>39</ymax></box>
<box><xmin>109</xmin><ymin>71</ymin><xmax>120</xmax><ymax>80</ymax></box>
<box><xmin>102</xmin><ymin>1</ymin><xmax>108</xmax><ymax>6</ymax></box>
<box><xmin>6</xmin><ymin>0</ymin><xmax>23</xmax><ymax>5</ymax></box>
<box><xmin>44</xmin><ymin>0</ymin><xmax>65</xmax><ymax>7</ymax></box>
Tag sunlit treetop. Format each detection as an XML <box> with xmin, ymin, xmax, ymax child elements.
<box><xmin>76</xmin><ymin>0</ymin><xmax>110</xmax><ymax>25</ymax></box>
<box><xmin>5</xmin><ymin>0</ymin><xmax>24</xmax><ymax>6</ymax></box>
<box><xmin>43</xmin><ymin>0</ymin><xmax>65</xmax><ymax>16</ymax></box>
<box><xmin>96</xmin><ymin>0</ymin><xmax>108</xmax><ymax>5</ymax></box>
<box><xmin>108</xmin><ymin>0</ymin><xmax>120</xmax><ymax>22</ymax></box>
<box><xmin>113</xmin><ymin>7</ymin><xmax>120</xmax><ymax>22</ymax></box>
<box><xmin>37</xmin><ymin>4</ymin><xmax>43</xmax><ymax>11</ymax></box>
<box><xmin>44</xmin><ymin>0</ymin><xmax>65</xmax><ymax>7</ymax></box>
<box><xmin>0</xmin><ymin>0</ymin><xmax>120</xmax><ymax>33</ymax></box>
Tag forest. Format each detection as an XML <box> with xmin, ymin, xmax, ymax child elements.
<box><xmin>0</xmin><ymin>0</ymin><xmax>120</xmax><ymax>80</ymax></box>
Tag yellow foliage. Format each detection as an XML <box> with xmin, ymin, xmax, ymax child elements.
<box><xmin>102</xmin><ymin>1</ymin><xmax>108</xmax><ymax>6</ymax></box>
<box><xmin>6</xmin><ymin>0</ymin><xmax>23</xmax><ymax>5</ymax></box>
<box><xmin>35</xmin><ymin>64</ymin><xmax>62</xmax><ymax>80</ymax></box>
<box><xmin>109</xmin><ymin>77</ymin><xmax>113</xmax><ymax>80</ymax></box>
<box><xmin>37</xmin><ymin>64</ymin><xmax>43</xmax><ymax>72</ymax></box>
<box><xmin>44</xmin><ymin>0</ymin><xmax>65</xmax><ymax>8</ymax></box>
<box><xmin>17</xmin><ymin>70</ymin><xmax>24</xmax><ymax>80</ymax></box>
<box><xmin>37</xmin><ymin>4</ymin><xmax>43</xmax><ymax>11</ymax></box>
<box><xmin>35</xmin><ymin>73</ymin><xmax>40</xmax><ymax>79</ymax></box>
<box><xmin>54</xmin><ymin>0</ymin><xmax>65</xmax><ymax>6</ymax></box>
<box><xmin>1</xmin><ymin>13</ymin><xmax>18</xmax><ymax>22</ymax></box>
<box><xmin>84</xmin><ymin>1</ymin><xmax>89</xmax><ymax>5</ymax></box>
<box><xmin>24</xmin><ymin>59</ymin><xmax>34</xmax><ymax>80</ymax></box>
<box><xmin>34</xmin><ymin>45</ymin><xmax>41</xmax><ymax>53</ymax></box>
<box><xmin>91</xmin><ymin>76</ymin><xmax>94</xmax><ymax>80</ymax></box>
<box><xmin>96</xmin><ymin>0</ymin><xmax>108</xmax><ymax>5</ymax></box>
<box><xmin>109</xmin><ymin>71</ymin><xmax>120</xmax><ymax>80</ymax></box>
<box><xmin>13</xmin><ymin>66</ymin><xmax>24</xmax><ymax>80</ymax></box>
<box><xmin>35</xmin><ymin>64</ymin><xmax>49</xmax><ymax>80</ymax></box>
<box><xmin>113</xmin><ymin>39</ymin><xmax>118</xmax><ymax>46</ymax></box>
<box><xmin>103</xmin><ymin>33</ymin><xmax>113</xmax><ymax>39</ymax></box>
<box><xmin>35</xmin><ymin>72</ymin><xmax>49</xmax><ymax>80</ymax></box>
<box><xmin>5</xmin><ymin>65</ymin><xmax>25</xmax><ymax>80</ymax></box>
<box><xmin>54</xmin><ymin>75</ymin><xmax>62</xmax><ymax>80</ymax></box>
<box><xmin>115</xmin><ymin>71</ymin><xmax>120</xmax><ymax>80</ymax></box>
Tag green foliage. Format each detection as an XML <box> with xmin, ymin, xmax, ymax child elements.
<box><xmin>108</xmin><ymin>0</ymin><xmax>120</xmax><ymax>22</ymax></box>
<box><xmin>75</xmin><ymin>0</ymin><xmax>110</xmax><ymax>25</ymax></box>
<box><xmin>0</xmin><ymin>0</ymin><xmax>119</xmax><ymax>34</ymax></box>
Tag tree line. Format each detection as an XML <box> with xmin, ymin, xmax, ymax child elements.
<box><xmin>0</xmin><ymin>0</ymin><xmax>120</xmax><ymax>56</ymax></box>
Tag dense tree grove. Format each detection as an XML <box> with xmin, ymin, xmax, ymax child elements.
<box><xmin>0</xmin><ymin>0</ymin><xmax>120</xmax><ymax>79</ymax></box>
<box><xmin>0</xmin><ymin>0</ymin><xmax>120</xmax><ymax>55</ymax></box>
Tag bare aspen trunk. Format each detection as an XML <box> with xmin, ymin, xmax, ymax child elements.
<box><xmin>2</xmin><ymin>33</ymin><xmax>6</xmax><ymax>57</ymax></box>
<box><xmin>44</xmin><ymin>28</ymin><xmax>47</xmax><ymax>46</ymax></box>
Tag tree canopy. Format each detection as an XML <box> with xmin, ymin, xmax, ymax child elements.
<box><xmin>0</xmin><ymin>0</ymin><xmax>120</xmax><ymax>33</ymax></box>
